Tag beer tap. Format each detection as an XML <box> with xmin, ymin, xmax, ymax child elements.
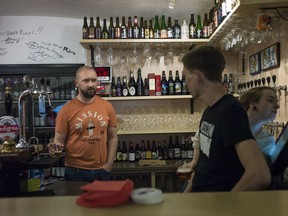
<box><xmin>247</xmin><ymin>81</ymin><xmax>250</xmax><ymax>89</ymax></box>
<box><xmin>257</xmin><ymin>79</ymin><xmax>261</xmax><ymax>87</ymax></box>
<box><xmin>254</xmin><ymin>79</ymin><xmax>258</xmax><ymax>87</ymax></box>
<box><xmin>16</xmin><ymin>75</ymin><xmax>50</xmax><ymax>149</ymax></box>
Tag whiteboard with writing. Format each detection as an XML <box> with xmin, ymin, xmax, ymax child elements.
<box><xmin>0</xmin><ymin>16</ymin><xmax>85</xmax><ymax>64</ymax></box>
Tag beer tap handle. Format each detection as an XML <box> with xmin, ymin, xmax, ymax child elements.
<box><xmin>261</xmin><ymin>77</ymin><xmax>266</xmax><ymax>86</ymax></box>
<box><xmin>250</xmin><ymin>80</ymin><xmax>254</xmax><ymax>88</ymax></box>
<box><xmin>254</xmin><ymin>79</ymin><xmax>258</xmax><ymax>87</ymax></box>
<box><xmin>257</xmin><ymin>79</ymin><xmax>261</xmax><ymax>86</ymax></box>
<box><xmin>247</xmin><ymin>81</ymin><xmax>250</xmax><ymax>89</ymax></box>
<box><xmin>272</xmin><ymin>75</ymin><xmax>277</xmax><ymax>88</ymax></box>
<box><xmin>266</xmin><ymin>76</ymin><xmax>271</xmax><ymax>86</ymax></box>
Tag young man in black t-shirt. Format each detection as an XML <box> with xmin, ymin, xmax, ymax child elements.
<box><xmin>182</xmin><ymin>46</ymin><xmax>271</xmax><ymax>192</ymax></box>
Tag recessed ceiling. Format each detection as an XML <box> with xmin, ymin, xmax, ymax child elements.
<box><xmin>0</xmin><ymin>0</ymin><xmax>214</xmax><ymax>22</ymax></box>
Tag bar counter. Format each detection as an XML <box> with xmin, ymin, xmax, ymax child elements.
<box><xmin>0</xmin><ymin>191</ymin><xmax>287</xmax><ymax>216</ymax></box>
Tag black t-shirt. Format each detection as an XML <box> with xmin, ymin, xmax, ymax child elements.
<box><xmin>192</xmin><ymin>94</ymin><xmax>254</xmax><ymax>192</ymax></box>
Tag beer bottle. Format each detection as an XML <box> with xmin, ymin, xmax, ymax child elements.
<box><xmin>95</xmin><ymin>17</ymin><xmax>102</xmax><ymax>39</ymax></box>
<box><xmin>115</xmin><ymin>17</ymin><xmax>121</xmax><ymax>39</ymax></box>
<box><xmin>174</xmin><ymin>70</ymin><xmax>182</xmax><ymax>95</ymax></box>
<box><xmin>88</xmin><ymin>17</ymin><xmax>95</xmax><ymax>39</ymax></box>
<box><xmin>221</xmin><ymin>0</ymin><xmax>227</xmax><ymax>22</ymax></box>
<box><xmin>128</xmin><ymin>70</ymin><xmax>136</xmax><ymax>96</ymax></box>
<box><xmin>149</xmin><ymin>19</ymin><xmax>154</xmax><ymax>39</ymax></box>
<box><xmin>4</xmin><ymin>86</ymin><xmax>13</xmax><ymax>116</ymax></box>
<box><xmin>160</xmin><ymin>15</ymin><xmax>167</xmax><ymax>39</ymax></box>
<box><xmin>144</xmin><ymin>20</ymin><xmax>150</xmax><ymax>39</ymax></box>
<box><xmin>135</xmin><ymin>143</ymin><xmax>141</xmax><ymax>161</ymax></box>
<box><xmin>163</xmin><ymin>140</ymin><xmax>169</xmax><ymax>160</ymax></box>
<box><xmin>116</xmin><ymin>141</ymin><xmax>122</xmax><ymax>161</ymax></box>
<box><xmin>144</xmin><ymin>78</ymin><xmax>149</xmax><ymax>96</ymax></box>
<box><xmin>168</xmin><ymin>70</ymin><xmax>175</xmax><ymax>95</ymax></box>
<box><xmin>181</xmin><ymin>73</ymin><xmax>189</xmax><ymax>95</ymax></box>
<box><xmin>189</xmin><ymin>13</ymin><xmax>196</xmax><ymax>38</ymax></box>
<box><xmin>122</xmin><ymin>141</ymin><xmax>128</xmax><ymax>161</ymax></box>
<box><xmin>140</xmin><ymin>140</ymin><xmax>146</xmax><ymax>160</ymax></box>
<box><xmin>101</xmin><ymin>18</ymin><xmax>109</xmax><ymax>39</ymax></box>
<box><xmin>152</xmin><ymin>140</ymin><xmax>157</xmax><ymax>159</ymax></box>
<box><xmin>180</xmin><ymin>136</ymin><xmax>187</xmax><ymax>159</ymax></box>
<box><xmin>108</xmin><ymin>17</ymin><xmax>115</xmax><ymax>39</ymax></box>
<box><xmin>133</xmin><ymin>16</ymin><xmax>140</xmax><ymax>39</ymax></box>
<box><xmin>128</xmin><ymin>142</ymin><xmax>135</xmax><ymax>162</ymax></box>
<box><xmin>122</xmin><ymin>76</ymin><xmax>129</xmax><ymax>97</ymax></box>
<box><xmin>181</xmin><ymin>19</ymin><xmax>189</xmax><ymax>39</ymax></box>
<box><xmin>82</xmin><ymin>17</ymin><xmax>89</xmax><ymax>39</ymax></box>
<box><xmin>139</xmin><ymin>17</ymin><xmax>145</xmax><ymax>39</ymax></box>
<box><xmin>120</xmin><ymin>16</ymin><xmax>127</xmax><ymax>39</ymax></box>
<box><xmin>127</xmin><ymin>16</ymin><xmax>133</xmax><ymax>39</ymax></box>
<box><xmin>153</xmin><ymin>15</ymin><xmax>160</xmax><ymax>39</ymax></box>
<box><xmin>173</xmin><ymin>18</ymin><xmax>181</xmax><ymax>39</ymax></box>
<box><xmin>157</xmin><ymin>141</ymin><xmax>163</xmax><ymax>160</ymax></box>
<box><xmin>136</xmin><ymin>68</ymin><xmax>144</xmax><ymax>96</ymax></box>
<box><xmin>168</xmin><ymin>136</ymin><xmax>175</xmax><ymax>159</ymax></box>
<box><xmin>174</xmin><ymin>136</ymin><xmax>181</xmax><ymax>159</ymax></box>
<box><xmin>196</xmin><ymin>15</ymin><xmax>203</xmax><ymax>38</ymax></box>
<box><xmin>167</xmin><ymin>16</ymin><xmax>173</xmax><ymax>39</ymax></box>
<box><xmin>116</xmin><ymin>76</ymin><xmax>122</xmax><ymax>97</ymax></box>
<box><xmin>110</xmin><ymin>76</ymin><xmax>117</xmax><ymax>97</ymax></box>
<box><xmin>187</xmin><ymin>139</ymin><xmax>193</xmax><ymax>159</ymax></box>
<box><xmin>146</xmin><ymin>140</ymin><xmax>152</xmax><ymax>159</ymax></box>
<box><xmin>161</xmin><ymin>70</ymin><xmax>168</xmax><ymax>95</ymax></box>
<box><xmin>203</xmin><ymin>13</ymin><xmax>209</xmax><ymax>38</ymax></box>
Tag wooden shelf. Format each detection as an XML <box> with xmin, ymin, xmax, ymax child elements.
<box><xmin>117</xmin><ymin>129</ymin><xmax>196</xmax><ymax>135</ymax></box>
<box><xmin>102</xmin><ymin>95</ymin><xmax>192</xmax><ymax>101</ymax></box>
<box><xmin>80</xmin><ymin>39</ymin><xmax>209</xmax><ymax>49</ymax></box>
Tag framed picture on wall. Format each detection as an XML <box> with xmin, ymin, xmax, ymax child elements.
<box><xmin>249</xmin><ymin>52</ymin><xmax>261</xmax><ymax>75</ymax></box>
<box><xmin>261</xmin><ymin>42</ymin><xmax>280</xmax><ymax>71</ymax></box>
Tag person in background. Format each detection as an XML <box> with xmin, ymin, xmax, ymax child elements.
<box><xmin>239</xmin><ymin>86</ymin><xmax>279</xmax><ymax>160</ymax></box>
<box><xmin>181</xmin><ymin>46</ymin><xmax>271</xmax><ymax>192</ymax></box>
<box><xmin>48</xmin><ymin>66</ymin><xmax>118</xmax><ymax>182</ymax></box>
<box><xmin>183</xmin><ymin>86</ymin><xmax>279</xmax><ymax>192</ymax></box>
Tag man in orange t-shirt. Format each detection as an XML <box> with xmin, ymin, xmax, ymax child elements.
<box><xmin>48</xmin><ymin>66</ymin><xmax>118</xmax><ymax>182</ymax></box>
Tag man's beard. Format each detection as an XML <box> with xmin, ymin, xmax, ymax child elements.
<box><xmin>79</xmin><ymin>87</ymin><xmax>96</xmax><ymax>98</ymax></box>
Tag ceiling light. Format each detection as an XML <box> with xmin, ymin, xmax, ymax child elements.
<box><xmin>168</xmin><ymin>0</ymin><xmax>176</xmax><ymax>9</ymax></box>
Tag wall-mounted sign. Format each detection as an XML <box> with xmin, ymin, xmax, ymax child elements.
<box><xmin>94</xmin><ymin>66</ymin><xmax>112</xmax><ymax>83</ymax></box>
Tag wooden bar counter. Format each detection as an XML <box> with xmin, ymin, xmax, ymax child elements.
<box><xmin>0</xmin><ymin>191</ymin><xmax>287</xmax><ymax>216</ymax></box>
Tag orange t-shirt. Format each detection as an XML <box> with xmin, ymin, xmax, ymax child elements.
<box><xmin>55</xmin><ymin>96</ymin><xmax>117</xmax><ymax>170</ymax></box>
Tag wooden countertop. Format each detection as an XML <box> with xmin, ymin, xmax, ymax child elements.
<box><xmin>0</xmin><ymin>191</ymin><xmax>287</xmax><ymax>216</ymax></box>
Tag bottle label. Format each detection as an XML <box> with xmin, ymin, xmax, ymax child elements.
<box><xmin>160</xmin><ymin>30</ymin><xmax>168</xmax><ymax>38</ymax></box>
<box><xmin>203</xmin><ymin>26</ymin><xmax>209</xmax><ymax>38</ymax></box>
<box><xmin>175</xmin><ymin>83</ymin><xmax>181</xmax><ymax>94</ymax></box>
<box><xmin>123</xmin><ymin>89</ymin><xmax>128</xmax><ymax>96</ymax></box>
<box><xmin>189</xmin><ymin>26</ymin><xmax>196</xmax><ymax>38</ymax></box>
<box><xmin>167</xmin><ymin>28</ymin><xmax>173</xmax><ymax>38</ymax></box>
<box><xmin>129</xmin><ymin>153</ymin><xmax>135</xmax><ymax>161</ymax></box>
<box><xmin>129</xmin><ymin>86</ymin><xmax>136</xmax><ymax>96</ymax></box>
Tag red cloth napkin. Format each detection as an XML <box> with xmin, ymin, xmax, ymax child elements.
<box><xmin>76</xmin><ymin>179</ymin><xmax>134</xmax><ymax>208</ymax></box>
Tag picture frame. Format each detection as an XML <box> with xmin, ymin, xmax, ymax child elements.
<box><xmin>249</xmin><ymin>52</ymin><xmax>261</xmax><ymax>75</ymax></box>
<box><xmin>261</xmin><ymin>42</ymin><xmax>280</xmax><ymax>71</ymax></box>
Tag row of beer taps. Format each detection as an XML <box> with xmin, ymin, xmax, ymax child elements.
<box><xmin>237</xmin><ymin>75</ymin><xmax>287</xmax><ymax>95</ymax></box>
<box><xmin>16</xmin><ymin>75</ymin><xmax>51</xmax><ymax>159</ymax></box>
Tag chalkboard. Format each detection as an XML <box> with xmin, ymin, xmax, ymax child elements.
<box><xmin>0</xmin><ymin>16</ymin><xmax>85</xmax><ymax>64</ymax></box>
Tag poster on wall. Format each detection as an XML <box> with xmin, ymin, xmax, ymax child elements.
<box><xmin>261</xmin><ymin>42</ymin><xmax>280</xmax><ymax>71</ymax></box>
<box><xmin>0</xmin><ymin>16</ymin><xmax>85</xmax><ymax>64</ymax></box>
